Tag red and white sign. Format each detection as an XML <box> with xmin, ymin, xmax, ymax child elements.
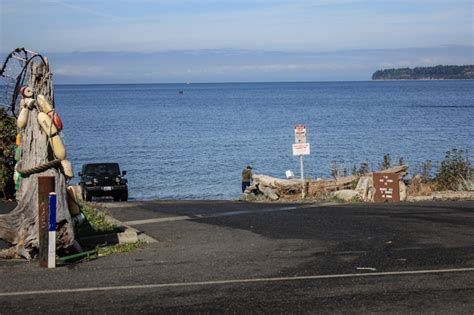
<box><xmin>294</xmin><ymin>124</ymin><xmax>307</xmax><ymax>144</ymax></box>
<box><xmin>292</xmin><ymin>143</ymin><xmax>310</xmax><ymax>156</ymax></box>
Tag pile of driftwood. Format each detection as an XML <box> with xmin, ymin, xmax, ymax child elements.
<box><xmin>243</xmin><ymin>165</ymin><xmax>408</xmax><ymax>202</ymax></box>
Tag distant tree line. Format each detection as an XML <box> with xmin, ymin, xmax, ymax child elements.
<box><xmin>372</xmin><ymin>65</ymin><xmax>474</xmax><ymax>80</ymax></box>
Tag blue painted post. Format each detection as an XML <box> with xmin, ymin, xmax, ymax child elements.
<box><xmin>48</xmin><ymin>193</ymin><xmax>57</xmax><ymax>268</ymax></box>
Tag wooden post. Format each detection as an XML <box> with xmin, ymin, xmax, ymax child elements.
<box><xmin>38</xmin><ymin>176</ymin><xmax>55</xmax><ymax>267</ymax></box>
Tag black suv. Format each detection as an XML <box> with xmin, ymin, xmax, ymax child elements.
<box><xmin>79</xmin><ymin>163</ymin><xmax>128</xmax><ymax>202</ymax></box>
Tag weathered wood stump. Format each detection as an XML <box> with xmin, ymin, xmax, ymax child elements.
<box><xmin>0</xmin><ymin>60</ymin><xmax>74</xmax><ymax>259</ymax></box>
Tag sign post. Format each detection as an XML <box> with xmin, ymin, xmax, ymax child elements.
<box><xmin>38</xmin><ymin>176</ymin><xmax>55</xmax><ymax>268</ymax></box>
<box><xmin>293</xmin><ymin>125</ymin><xmax>310</xmax><ymax>199</ymax></box>
<box><xmin>300</xmin><ymin>154</ymin><xmax>305</xmax><ymax>199</ymax></box>
<box><xmin>48</xmin><ymin>193</ymin><xmax>57</xmax><ymax>268</ymax></box>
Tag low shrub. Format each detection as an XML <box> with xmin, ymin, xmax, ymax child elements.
<box><xmin>434</xmin><ymin>149</ymin><xmax>472</xmax><ymax>191</ymax></box>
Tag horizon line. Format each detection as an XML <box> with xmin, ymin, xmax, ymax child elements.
<box><xmin>53</xmin><ymin>79</ymin><xmax>474</xmax><ymax>86</ymax></box>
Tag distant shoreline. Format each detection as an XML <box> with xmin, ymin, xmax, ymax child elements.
<box><xmin>372</xmin><ymin>65</ymin><xmax>474</xmax><ymax>80</ymax></box>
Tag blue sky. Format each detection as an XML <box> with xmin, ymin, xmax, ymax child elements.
<box><xmin>1</xmin><ymin>0</ymin><xmax>473</xmax><ymax>83</ymax></box>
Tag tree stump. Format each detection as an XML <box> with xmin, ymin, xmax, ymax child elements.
<box><xmin>0</xmin><ymin>60</ymin><xmax>74</xmax><ymax>260</ymax></box>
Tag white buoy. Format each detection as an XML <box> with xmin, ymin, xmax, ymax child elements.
<box><xmin>21</xmin><ymin>86</ymin><xmax>34</xmax><ymax>98</ymax></box>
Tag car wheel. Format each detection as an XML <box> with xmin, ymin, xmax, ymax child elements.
<box><xmin>121</xmin><ymin>191</ymin><xmax>128</xmax><ymax>202</ymax></box>
<box><xmin>113</xmin><ymin>195</ymin><xmax>120</xmax><ymax>202</ymax></box>
<box><xmin>84</xmin><ymin>190</ymin><xmax>92</xmax><ymax>202</ymax></box>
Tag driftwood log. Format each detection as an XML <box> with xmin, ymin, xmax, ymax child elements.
<box><xmin>250</xmin><ymin>165</ymin><xmax>408</xmax><ymax>201</ymax></box>
<box><xmin>0</xmin><ymin>60</ymin><xmax>74</xmax><ymax>259</ymax></box>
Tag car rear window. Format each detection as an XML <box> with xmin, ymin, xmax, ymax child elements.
<box><xmin>85</xmin><ymin>163</ymin><xmax>120</xmax><ymax>176</ymax></box>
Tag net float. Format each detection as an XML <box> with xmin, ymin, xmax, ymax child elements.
<box><xmin>16</xmin><ymin>134</ymin><xmax>21</xmax><ymax>146</ymax></box>
<box><xmin>13</xmin><ymin>163</ymin><xmax>20</xmax><ymax>185</ymax></box>
<box><xmin>50</xmin><ymin>135</ymin><xmax>66</xmax><ymax>160</ymax></box>
<box><xmin>17</xmin><ymin>101</ymin><xmax>29</xmax><ymax>128</ymax></box>
<box><xmin>38</xmin><ymin>112</ymin><xmax>58</xmax><ymax>136</ymax></box>
<box><xmin>14</xmin><ymin>146</ymin><xmax>21</xmax><ymax>161</ymax></box>
<box><xmin>48</xmin><ymin>111</ymin><xmax>63</xmax><ymax>130</ymax></box>
<box><xmin>24</xmin><ymin>98</ymin><xmax>35</xmax><ymax>109</ymax></box>
<box><xmin>36</xmin><ymin>94</ymin><xmax>53</xmax><ymax>114</ymax></box>
<box><xmin>66</xmin><ymin>185</ymin><xmax>81</xmax><ymax>216</ymax></box>
<box><xmin>60</xmin><ymin>160</ymin><xmax>74</xmax><ymax>179</ymax></box>
<box><xmin>13</xmin><ymin>162</ymin><xmax>22</xmax><ymax>191</ymax></box>
<box><xmin>37</xmin><ymin>112</ymin><xmax>66</xmax><ymax>160</ymax></box>
<box><xmin>20</xmin><ymin>86</ymin><xmax>33</xmax><ymax>98</ymax></box>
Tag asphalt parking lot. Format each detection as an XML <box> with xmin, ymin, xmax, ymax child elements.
<box><xmin>0</xmin><ymin>200</ymin><xmax>473</xmax><ymax>313</ymax></box>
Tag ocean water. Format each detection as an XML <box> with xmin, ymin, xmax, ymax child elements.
<box><xmin>54</xmin><ymin>81</ymin><xmax>474</xmax><ymax>200</ymax></box>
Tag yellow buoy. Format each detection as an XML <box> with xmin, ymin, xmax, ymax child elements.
<box><xmin>50</xmin><ymin>135</ymin><xmax>66</xmax><ymax>160</ymax></box>
<box><xmin>37</xmin><ymin>94</ymin><xmax>53</xmax><ymax>114</ymax></box>
<box><xmin>16</xmin><ymin>134</ymin><xmax>21</xmax><ymax>146</ymax></box>
<box><xmin>37</xmin><ymin>112</ymin><xmax>66</xmax><ymax>160</ymax></box>
<box><xmin>60</xmin><ymin>160</ymin><xmax>74</xmax><ymax>179</ymax></box>
<box><xmin>17</xmin><ymin>107</ymin><xmax>29</xmax><ymax>128</ymax></box>
<box><xmin>38</xmin><ymin>112</ymin><xmax>58</xmax><ymax>136</ymax></box>
<box><xmin>66</xmin><ymin>186</ymin><xmax>81</xmax><ymax>216</ymax></box>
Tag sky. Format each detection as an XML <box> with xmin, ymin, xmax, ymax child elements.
<box><xmin>0</xmin><ymin>0</ymin><xmax>473</xmax><ymax>83</ymax></box>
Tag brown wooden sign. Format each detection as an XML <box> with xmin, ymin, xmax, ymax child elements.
<box><xmin>38</xmin><ymin>176</ymin><xmax>55</xmax><ymax>267</ymax></box>
<box><xmin>373</xmin><ymin>172</ymin><xmax>400</xmax><ymax>202</ymax></box>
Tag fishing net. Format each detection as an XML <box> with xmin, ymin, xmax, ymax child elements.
<box><xmin>0</xmin><ymin>48</ymin><xmax>46</xmax><ymax>117</ymax></box>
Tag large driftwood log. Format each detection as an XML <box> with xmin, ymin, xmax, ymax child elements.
<box><xmin>252</xmin><ymin>165</ymin><xmax>409</xmax><ymax>200</ymax></box>
<box><xmin>253</xmin><ymin>174</ymin><xmax>358</xmax><ymax>194</ymax></box>
<box><xmin>0</xmin><ymin>60</ymin><xmax>74</xmax><ymax>259</ymax></box>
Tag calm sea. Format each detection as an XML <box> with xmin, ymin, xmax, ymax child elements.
<box><xmin>54</xmin><ymin>81</ymin><xmax>474</xmax><ymax>200</ymax></box>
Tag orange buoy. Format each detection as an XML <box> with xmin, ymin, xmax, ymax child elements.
<box><xmin>48</xmin><ymin>111</ymin><xmax>63</xmax><ymax>130</ymax></box>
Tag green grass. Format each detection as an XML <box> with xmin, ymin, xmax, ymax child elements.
<box><xmin>97</xmin><ymin>241</ymin><xmax>147</xmax><ymax>257</ymax></box>
<box><xmin>79</xmin><ymin>202</ymin><xmax>116</xmax><ymax>233</ymax></box>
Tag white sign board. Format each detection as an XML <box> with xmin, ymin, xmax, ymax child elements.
<box><xmin>294</xmin><ymin>124</ymin><xmax>307</xmax><ymax>144</ymax></box>
<box><xmin>292</xmin><ymin>143</ymin><xmax>310</xmax><ymax>156</ymax></box>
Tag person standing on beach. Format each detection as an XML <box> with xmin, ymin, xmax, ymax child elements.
<box><xmin>241</xmin><ymin>165</ymin><xmax>253</xmax><ymax>193</ymax></box>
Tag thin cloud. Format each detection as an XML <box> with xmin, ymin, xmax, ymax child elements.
<box><xmin>47</xmin><ymin>0</ymin><xmax>123</xmax><ymax>19</ymax></box>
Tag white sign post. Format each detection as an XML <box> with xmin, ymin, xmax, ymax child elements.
<box><xmin>293</xmin><ymin>125</ymin><xmax>310</xmax><ymax>199</ymax></box>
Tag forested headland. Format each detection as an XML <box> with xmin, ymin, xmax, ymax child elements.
<box><xmin>372</xmin><ymin>65</ymin><xmax>474</xmax><ymax>80</ymax></box>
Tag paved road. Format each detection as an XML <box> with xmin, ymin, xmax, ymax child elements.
<box><xmin>0</xmin><ymin>200</ymin><xmax>473</xmax><ymax>313</ymax></box>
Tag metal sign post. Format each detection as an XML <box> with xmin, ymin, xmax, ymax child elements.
<box><xmin>48</xmin><ymin>193</ymin><xmax>57</xmax><ymax>268</ymax></box>
<box><xmin>300</xmin><ymin>155</ymin><xmax>305</xmax><ymax>199</ymax></box>
<box><xmin>293</xmin><ymin>125</ymin><xmax>310</xmax><ymax>200</ymax></box>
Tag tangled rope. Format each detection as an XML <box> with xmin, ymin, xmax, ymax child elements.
<box><xmin>17</xmin><ymin>159</ymin><xmax>61</xmax><ymax>177</ymax></box>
